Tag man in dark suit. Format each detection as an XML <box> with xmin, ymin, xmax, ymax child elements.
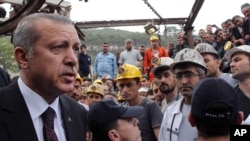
<box><xmin>0</xmin><ymin>13</ymin><xmax>88</xmax><ymax>141</ymax></box>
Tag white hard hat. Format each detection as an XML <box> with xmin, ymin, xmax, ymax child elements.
<box><xmin>224</xmin><ymin>45</ymin><xmax>250</xmax><ymax>61</ymax></box>
<box><xmin>160</xmin><ymin>57</ymin><xmax>174</xmax><ymax>66</ymax></box>
<box><xmin>170</xmin><ymin>48</ymin><xmax>207</xmax><ymax>72</ymax></box>
<box><xmin>194</xmin><ymin>43</ymin><xmax>219</xmax><ymax>57</ymax></box>
<box><xmin>153</xmin><ymin>57</ymin><xmax>174</xmax><ymax>75</ymax></box>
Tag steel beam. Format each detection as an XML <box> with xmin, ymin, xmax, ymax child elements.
<box><xmin>75</xmin><ymin>18</ymin><xmax>188</xmax><ymax>29</ymax></box>
<box><xmin>184</xmin><ymin>0</ymin><xmax>205</xmax><ymax>30</ymax></box>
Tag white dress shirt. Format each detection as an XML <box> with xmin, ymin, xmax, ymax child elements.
<box><xmin>18</xmin><ymin>78</ymin><xmax>67</xmax><ymax>141</ymax></box>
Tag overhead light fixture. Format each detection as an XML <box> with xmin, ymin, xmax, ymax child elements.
<box><xmin>144</xmin><ymin>23</ymin><xmax>158</xmax><ymax>35</ymax></box>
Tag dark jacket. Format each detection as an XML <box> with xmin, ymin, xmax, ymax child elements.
<box><xmin>0</xmin><ymin>68</ymin><xmax>10</xmax><ymax>88</ymax></box>
<box><xmin>0</xmin><ymin>81</ymin><xmax>88</xmax><ymax>141</ymax></box>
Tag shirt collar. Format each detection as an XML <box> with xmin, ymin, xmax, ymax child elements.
<box><xmin>102</xmin><ymin>52</ymin><xmax>110</xmax><ymax>55</ymax></box>
<box><xmin>18</xmin><ymin>78</ymin><xmax>60</xmax><ymax>121</ymax></box>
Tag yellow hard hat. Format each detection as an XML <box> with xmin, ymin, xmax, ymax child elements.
<box><xmin>87</xmin><ymin>83</ymin><xmax>104</xmax><ymax>96</ymax></box>
<box><xmin>93</xmin><ymin>79</ymin><xmax>103</xmax><ymax>85</ymax></box>
<box><xmin>116</xmin><ymin>63</ymin><xmax>142</xmax><ymax>80</ymax></box>
<box><xmin>150</xmin><ymin>35</ymin><xmax>159</xmax><ymax>41</ymax></box>
<box><xmin>75</xmin><ymin>73</ymin><xmax>83</xmax><ymax>84</ymax></box>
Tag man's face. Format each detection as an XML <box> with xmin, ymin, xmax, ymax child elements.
<box><xmin>139</xmin><ymin>47</ymin><xmax>145</xmax><ymax>53</ymax></box>
<box><xmin>78</xmin><ymin>94</ymin><xmax>88</xmax><ymax>105</ymax></box>
<box><xmin>150</xmin><ymin>40</ymin><xmax>159</xmax><ymax>48</ymax></box>
<box><xmin>168</xmin><ymin>44</ymin><xmax>174</xmax><ymax>51</ymax></box>
<box><xmin>234</xmin><ymin>17</ymin><xmax>244</xmax><ymax>27</ymax></box>
<box><xmin>82</xmin><ymin>80</ymin><xmax>91</xmax><ymax>88</ymax></box>
<box><xmin>126</xmin><ymin>41</ymin><xmax>133</xmax><ymax>51</ymax></box>
<box><xmin>226</xmin><ymin>22</ymin><xmax>235</xmax><ymax>30</ymax></box>
<box><xmin>80</xmin><ymin>47</ymin><xmax>86</xmax><ymax>53</ymax></box>
<box><xmin>102</xmin><ymin>85</ymin><xmax>109</xmax><ymax>94</ymax></box>
<box><xmin>230</xmin><ymin>53</ymin><xmax>250</xmax><ymax>81</ymax></box>
<box><xmin>117</xmin><ymin>78</ymin><xmax>141</xmax><ymax>101</ymax></box>
<box><xmin>199</xmin><ymin>29</ymin><xmax>205</xmax><ymax>37</ymax></box>
<box><xmin>152</xmin><ymin>83</ymin><xmax>164</xmax><ymax>105</ymax></box>
<box><xmin>105</xmin><ymin>79</ymin><xmax>113</xmax><ymax>88</ymax></box>
<box><xmin>242</xmin><ymin>7</ymin><xmax>250</xmax><ymax>18</ymax></box>
<box><xmin>116</xmin><ymin>53</ymin><xmax>120</xmax><ymax>60</ymax></box>
<box><xmin>216</xmin><ymin>30</ymin><xmax>224</xmax><ymax>38</ymax></box>
<box><xmin>87</xmin><ymin>93</ymin><xmax>103</xmax><ymax>107</ymax></box>
<box><xmin>140</xmin><ymin>78</ymin><xmax>149</xmax><ymax>88</ymax></box>
<box><xmin>102</xmin><ymin>43</ymin><xmax>109</xmax><ymax>53</ymax></box>
<box><xmin>203</xmin><ymin>34</ymin><xmax>211</xmax><ymax>43</ymax></box>
<box><xmin>67</xmin><ymin>80</ymin><xmax>82</xmax><ymax>101</ymax></box>
<box><xmin>177</xmin><ymin>38</ymin><xmax>184</xmax><ymax>45</ymax></box>
<box><xmin>201</xmin><ymin>54</ymin><xmax>220</xmax><ymax>78</ymax></box>
<box><xmin>115</xmin><ymin>118</ymin><xmax>141</xmax><ymax>141</ymax></box>
<box><xmin>174</xmin><ymin>65</ymin><xmax>202</xmax><ymax>98</ymax></box>
<box><xmin>206</xmin><ymin>25</ymin><xmax>213</xmax><ymax>32</ymax></box>
<box><xmin>16</xmin><ymin>20</ymin><xmax>80</xmax><ymax>97</ymax></box>
<box><xmin>156</xmin><ymin>70</ymin><xmax>176</xmax><ymax>94</ymax></box>
<box><xmin>221</xmin><ymin>23</ymin><xmax>227</xmax><ymax>31</ymax></box>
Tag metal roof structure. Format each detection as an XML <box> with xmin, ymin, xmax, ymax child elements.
<box><xmin>0</xmin><ymin>0</ymin><xmax>205</xmax><ymax>47</ymax></box>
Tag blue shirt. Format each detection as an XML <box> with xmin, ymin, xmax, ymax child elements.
<box><xmin>93</xmin><ymin>52</ymin><xmax>117</xmax><ymax>79</ymax></box>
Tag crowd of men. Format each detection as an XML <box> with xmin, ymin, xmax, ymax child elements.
<box><xmin>1</xmin><ymin>2</ymin><xmax>250</xmax><ymax>141</ymax></box>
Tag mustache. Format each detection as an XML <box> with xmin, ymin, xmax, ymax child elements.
<box><xmin>59</xmin><ymin>67</ymin><xmax>77</xmax><ymax>76</ymax></box>
<box><xmin>159</xmin><ymin>83</ymin><xmax>169</xmax><ymax>88</ymax></box>
<box><xmin>179</xmin><ymin>84</ymin><xmax>192</xmax><ymax>89</ymax></box>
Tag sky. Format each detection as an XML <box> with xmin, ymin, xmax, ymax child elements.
<box><xmin>1</xmin><ymin>0</ymin><xmax>249</xmax><ymax>34</ymax></box>
<box><xmin>70</xmin><ymin>0</ymin><xmax>249</xmax><ymax>34</ymax></box>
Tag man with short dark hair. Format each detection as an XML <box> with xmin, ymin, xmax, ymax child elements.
<box><xmin>172</xmin><ymin>36</ymin><xmax>188</xmax><ymax>58</ymax></box>
<box><xmin>78</xmin><ymin>43</ymin><xmax>92</xmax><ymax>78</ymax></box>
<box><xmin>93</xmin><ymin>42</ymin><xmax>117</xmax><ymax>79</ymax></box>
<box><xmin>141</xmin><ymin>74</ymin><xmax>150</xmax><ymax>88</ymax></box>
<box><xmin>194</xmin><ymin>43</ymin><xmax>238</xmax><ymax>87</ymax></box>
<box><xmin>224</xmin><ymin>45</ymin><xmax>250</xmax><ymax>124</ymax></box>
<box><xmin>88</xmin><ymin>99</ymin><xmax>143</xmax><ymax>141</ymax></box>
<box><xmin>241</xmin><ymin>3</ymin><xmax>250</xmax><ymax>18</ymax></box>
<box><xmin>189</xmin><ymin>78</ymin><xmax>243</xmax><ymax>141</ymax></box>
<box><xmin>153</xmin><ymin>57</ymin><xmax>181</xmax><ymax>113</ymax></box>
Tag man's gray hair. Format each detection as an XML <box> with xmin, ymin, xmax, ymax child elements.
<box><xmin>125</xmin><ymin>38</ymin><xmax>134</xmax><ymax>44</ymax></box>
<box><xmin>13</xmin><ymin>13</ymin><xmax>74</xmax><ymax>52</ymax></box>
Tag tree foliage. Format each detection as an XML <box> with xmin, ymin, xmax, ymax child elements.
<box><xmin>82</xmin><ymin>26</ymin><xmax>181</xmax><ymax>48</ymax></box>
<box><xmin>0</xmin><ymin>26</ymin><xmax>181</xmax><ymax>75</ymax></box>
<box><xmin>0</xmin><ymin>36</ymin><xmax>18</xmax><ymax>74</ymax></box>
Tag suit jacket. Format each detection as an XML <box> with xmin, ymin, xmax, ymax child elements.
<box><xmin>0</xmin><ymin>80</ymin><xmax>88</xmax><ymax>141</ymax></box>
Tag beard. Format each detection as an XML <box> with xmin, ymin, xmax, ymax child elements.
<box><xmin>140</xmin><ymin>52</ymin><xmax>144</xmax><ymax>57</ymax></box>
<box><xmin>159</xmin><ymin>83</ymin><xmax>175</xmax><ymax>95</ymax></box>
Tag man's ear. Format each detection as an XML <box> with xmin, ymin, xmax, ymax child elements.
<box><xmin>108</xmin><ymin>129</ymin><xmax>120</xmax><ymax>141</ymax></box>
<box><xmin>217</xmin><ymin>58</ymin><xmax>222</xmax><ymax>66</ymax></box>
<box><xmin>236</xmin><ymin>111</ymin><xmax>244</xmax><ymax>125</ymax></box>
<box><xmin>188</xmin><ymin>113</ymin><xmax>196</xmax><ymax>127</ymax></box>
<box><xmin>14</xmin><ymin>47</ymin><xmax>29</xmax><ymax>69</ymax></box>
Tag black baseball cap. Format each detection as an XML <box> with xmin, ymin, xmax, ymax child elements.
<box><xmin>88</xmin><ymin>99</ymin><xmax>143</xmax><ymax>132</ymax></box>
<box><xmin>191</xmin><ymin>78</ymin><xmax>238</xmax><ymax>120</ymax></box>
